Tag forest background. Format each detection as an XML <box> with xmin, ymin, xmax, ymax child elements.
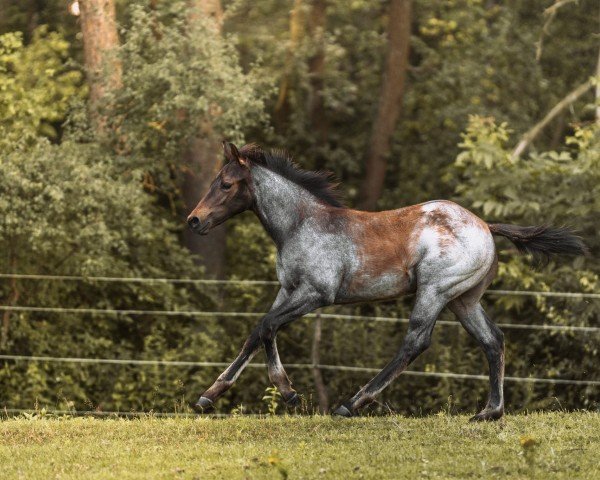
<box><xmin>0</xmin><ymin>0</ymin><xmax>598</xmax><ymax>415</ymax></box>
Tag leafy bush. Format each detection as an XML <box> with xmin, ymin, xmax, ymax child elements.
<box><xmin>0</xmin><ymin>28</ymin><xmax>84</xmax><ymax>150</ymax></box>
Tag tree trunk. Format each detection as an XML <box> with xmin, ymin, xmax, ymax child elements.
<box><xmin>25</xmin><ymin>0</ymin><xmax>41</xmax><ymax>41</ymax></box>
<box><xmin>181</xmin><ymin>135</ymin><xmax>227</xmax><ymax>279</ymax></box>
<box><xmin>357</xmin><ymin>0</ymin><xmax>411</xmax><ymax>211</ymax></box>
<box><xmin>274</xmin><ymin>0</ymin><xmax>305</xmax><ymax>128</ymax></box>
<box><xmin>307</xmin><ymin>0</ymin><xmax>328</xmax><ymax>169</ymax></box>
<box><xmin>79</xmin><ymin>0</ymin><xmax>122</xmax><ymax>134</ymax></box>
<box><xmin>596</xmin><ymin>42</ymin><xmax>600</xmax><ymax>125</ymax></box>
<box><xmin>183</xmin><ymin>0</ymin><xmax>226</xmax><ymax>279</ymax></box>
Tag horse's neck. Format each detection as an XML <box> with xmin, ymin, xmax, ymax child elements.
<box><xmin>251</xmin><ymin>165</ymin><xmax>321</xmax><ymax>246</ymax></box>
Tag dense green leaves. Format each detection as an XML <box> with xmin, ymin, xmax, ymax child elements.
<box><xmin>0</xmin><ymin>139</ymin><xmax>224</xmax><ymax>410</ymax></box>
<box><xmin>107</xmin><ymin>1</ymin><xmax>268</xmax><ymax>203</ymax></box>
<box><xmin>449</xmin><ymin>116</ymin><xmax>599</xmax><ymax>409</ymax></box>
<box><xmin>0</xmin><ymin>28</ymin><xmax>84</xmax><ymax>150</ymax></box>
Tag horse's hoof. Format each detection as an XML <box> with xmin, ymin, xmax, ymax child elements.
<box><xmin>332</xmin><ymin>404</ymin><xmax>354</xmax><ymax>418</ymax></box>
<box><xmin>284</xmin><ymin>392</ymin><xmax>301</xmax><ymax>407</ymax></box>
<box><xmin>193</xmin><ymin>396</ymin><xmax>214</xmax><ymax>413</ymax></box>
<box><xmin>469</xmin><ymin>407</ymin><xmax>503</xmax><ymax>422</ymax></box>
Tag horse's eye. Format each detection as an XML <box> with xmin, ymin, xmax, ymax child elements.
<box><xmin>221</xmin><ymin>182</ymin><xmax>233</xmax><ymax>191</ymax></box>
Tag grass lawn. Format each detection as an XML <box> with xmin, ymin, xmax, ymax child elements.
<box><xmin>0</xmin><ymin>412</ymin><xmax>598</xmax><ymax>479</ymax></box>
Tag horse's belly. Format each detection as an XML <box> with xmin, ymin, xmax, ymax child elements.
<box><xmin>335</xmin><ymin>269</ymin><xmax>415</xmax><ymax>304</ymax></box>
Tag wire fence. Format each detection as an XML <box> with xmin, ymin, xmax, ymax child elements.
<box><xmin>1</xmin><ymin>354</ymin><xmax>598</xmax><ymax>386</ymax></box>
<box><xmin>1</xmin><ymin>273</ymin><xmax>600</xmax><ymax>299</ymax></box>
<box><xmin>1</xmin><ymin>305</ymin><xmax>598</xmax><ymax>333</ymax></box>
<box><xmin>1</xmin><ymin>272</ymin><xmax>599</xmax><ymax>415</ymax></box>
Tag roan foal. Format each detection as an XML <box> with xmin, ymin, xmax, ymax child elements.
<box><xmin>187</xmin><ymin>142</ymin><xmax>587</xmax><ymax>420</ymax></box>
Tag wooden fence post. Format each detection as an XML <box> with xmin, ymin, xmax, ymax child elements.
<box><xmin>311</xmin><ymin>312</ymin><xmax>329</xmax><ymax>413</ymax></box>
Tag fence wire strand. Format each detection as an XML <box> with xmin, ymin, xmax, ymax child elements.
<box><xmin>1</xmin><ymin>273</ymin><xmax>599</xmax><ymax>299</ymax></box>
<box><xmin>0</xmin><ymin>305</ymin><xmax>598</xmax><ymax>333</ymax></box>
<box><xmin>0</xmin><ymin>354</ymin><xmax>598</xmax><ymax>386</ymax></box>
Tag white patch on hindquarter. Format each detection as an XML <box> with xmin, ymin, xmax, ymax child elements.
<box><xmin>415</xmin><ymin>201</ymin><xmax>495</xmax><ymax>297</ymax></box>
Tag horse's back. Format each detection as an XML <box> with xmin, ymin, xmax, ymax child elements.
<box><xmin>334</xmin><ymin>200</ymin><xmax>495</xmax><ymax>302</ymax></box>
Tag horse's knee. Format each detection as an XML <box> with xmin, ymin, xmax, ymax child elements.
<box><xmin>494</xmin><ymin>330</ymin><xmax>505</xmax><ymax>351</ymax></box>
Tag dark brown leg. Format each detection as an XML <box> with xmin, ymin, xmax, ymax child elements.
<box><xmin>448</xmin><ymin>300</ymin><xmax>505</xmax><ymax>421</ymax></box>
<box><xmin>194</xmin><ymin>324</ymin><xmax>262</xmax><ymax>411</ymax></box>
<box><xmin>194</xmin><ymin>285</ymin><xmax>324</xmax><ymax>412</ymax></box>
<box><xmin>333</xmin><ymin>290</ymin><xmax>444</xmax><ymax>416</ymax></box>
<box><xmin>264</xmin><ymin>337</ymin><xmax>300</xmax><ymax>405</ymax></box>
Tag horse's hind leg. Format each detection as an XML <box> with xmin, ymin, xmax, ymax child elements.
<box><xmin>333</xmin><ymin>288</ymin><xmax>445</xmax><ymax>417</ymax></box>
<box><xmin>448</xmin><ymin>299</ymin><xmax>505</xmax><ymax>421</ymax></box>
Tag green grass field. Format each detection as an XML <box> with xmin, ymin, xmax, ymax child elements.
<box><xmin>0</xmin><ymin>412</ymin><xmax>598</xmax><ymax>479</ymax></box>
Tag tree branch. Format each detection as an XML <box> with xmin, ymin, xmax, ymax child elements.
<box><xmin>511</xmin><ymin>79</ymin><xmax>593</xmax><ymax>160</ymax></box>
<box><xmin>536</xmin><ymin>0</ymin><xmax>578</xmax><ymax>63</ymax></box>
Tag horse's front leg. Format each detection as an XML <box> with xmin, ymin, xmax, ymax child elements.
<box><xmin>193</xmin><ymin>284</ymin><xmax>324</xmax><ymax>412</ymax></box>
<box><xmin>262</xmin><ymin>288</ymin><xmax>301</xmax><ymax>405</ymax></box>
<box><xmin>260</xmin><ymin>285</ymin><xmax>325</xmax><ymax>405</ymax></box>
<box><xmin>193</xmin><ymin>323</ymin><xmax>263</xmax><ymax>412</ymax></box>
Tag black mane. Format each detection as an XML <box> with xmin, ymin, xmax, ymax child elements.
<box><xmin>239</xmin><ymin>144</ymin><xmax>345</xmax><ymax>208</ymax></box>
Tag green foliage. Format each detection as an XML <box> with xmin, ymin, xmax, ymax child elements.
<box><xmin>0</xmin><ymin>28</ymin><xmax>84</xmax><ymax>150</ymax></box>
<box><xmin>0</xmin><ymin>138</ymin><xmax>223</xmax><ymax>411</ymax></box>
<box><xmin>228</xmin><ymin>0</ymin><xmax>387</xmax><ymax>185</ymax></box>
<box><xmin>261</xmin><ymin>385</ymin><xmax>281</xmax><ymax>415</ymax></box>
<box><xmin>449</xmin><ymin>115</ymin><xmax>600</xmax><ymax>409</ymax></box>
<box><xmin>107</xmin><ymin>1</ymin><xmax>268</xmax><ymax>201</ymax></box>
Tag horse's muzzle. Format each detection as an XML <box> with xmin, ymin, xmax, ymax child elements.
<box><xmin>187</xmin><ymin>215</ymin><xmax>211</xmax><ymax>235</ymax></box>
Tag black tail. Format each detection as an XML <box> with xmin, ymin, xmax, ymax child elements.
<box><xmin>488</xmin><ymin>224</ymin><xmax>588</xmax><ymax>261</ymax></box>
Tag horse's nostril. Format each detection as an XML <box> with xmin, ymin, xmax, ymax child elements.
<box><xmin>188</xmin><ymin>216</ymin><xmax>201</xmax><ymax>228</ymax></box>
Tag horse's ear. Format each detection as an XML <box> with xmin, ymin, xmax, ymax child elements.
<box><xmin>222</xmin><ymin>141</ymin><xmax>248</xmax><ymax>167</ymax></box>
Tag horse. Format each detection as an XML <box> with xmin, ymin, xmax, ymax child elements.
<box><xmin>186</xmin><ymin>142</ymin><xmax>587</xmax><ymax>420</ymax></box>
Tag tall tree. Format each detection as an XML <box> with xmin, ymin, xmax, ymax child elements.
<box><xmin>181</xmin><ymin>0</ymin><xmax>227</xmax><ymax>279</ymax></box>
<box><xmin>307</xmin><ymin>0</ymin><xmax>328</xmax><ymax>168</ymax></box>
<box><xmin>357</xmin><ymin>0</ymin><xmax>411</xmax><ymax>211</ymax></box>
<box><xmin>78</xmin><ymin>0</ymin><xmax>121</xmax><ymax>133</ymax></box>
<box><xmin>274</xmin><ymin>0</ymin><xmax>305</xmax><ymax>128</ymax></box>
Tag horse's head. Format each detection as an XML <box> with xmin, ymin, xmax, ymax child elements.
<box><xmin>187</xmin><ymin>142</ymin><xmax>254</xmax><ymax>235</ymax></box>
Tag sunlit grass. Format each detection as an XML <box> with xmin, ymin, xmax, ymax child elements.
<box><xmin>0</xmin><ymin>412</ymin><xmax>598</xmax><ymax>479</ymax></box>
